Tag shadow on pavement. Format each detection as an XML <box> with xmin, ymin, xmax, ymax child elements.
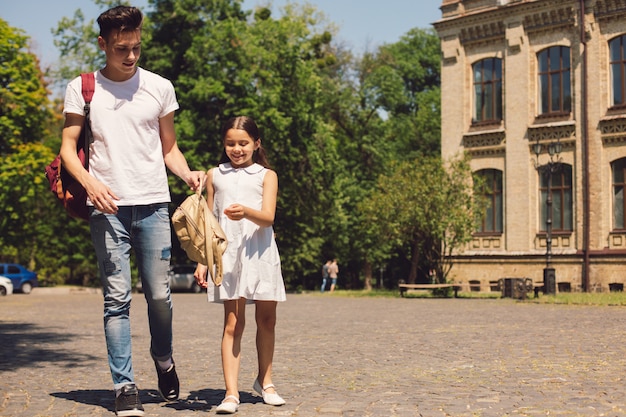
<box><xmin>0</xmin><ymin>322</ymin><xmax>100</xmax><ymax>371</ymax></box>
<box><xmin>50</xmin><ymin>389</ymin><xmax>114</xmax><ymax>413</ymax></box>
<box><xmin>49</xmin><ymin>388</ymin><xmax>258</xmax><ymax>412</ymax></box>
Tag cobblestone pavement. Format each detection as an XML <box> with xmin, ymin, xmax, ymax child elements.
<box><xmin>1</xmin><ymin>290</ymin><xmax>626</xmax><ymax>417</ymax></box>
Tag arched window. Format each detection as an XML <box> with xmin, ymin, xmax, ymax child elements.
<box><xmin>537</xmin><ymin>46</ymin><xmax>571</xmax><ymax>115</ymax></box>
<box><xmin>609</xmin><ymin>34</ymin><xmax>626</xmax><ymax>107</ymax></box>
<box><xmin>612</xmin><ymin>158</ymin><xmax>626</xmax><ymax>229</ymax></box>
<box><xmin>472</xmin><ymin>58</ymin><xmax>502</xmax><ymax>123</ymax></box>
<box><xmin>475</xmin><ymin>169</ymin><xmax>503</xmax><ymax>233</ymax></box>
<box><xmin>539</xmin><ymin>164</ymin><xmax>573</xmax><ymax>232</ymax></box>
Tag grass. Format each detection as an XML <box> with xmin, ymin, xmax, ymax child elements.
<box><xmin>526</xmin><ymin>291</ymin><xmax>626</xmax><ymax>306</ymax></box>
<box><xmin>307</xmin><ymin>288</ymin><xmax>626</xmax><ymax>305</ymax></box>
<box><xmin>311</xmin><ymin>289</ymin><xmax>400</xmax><ymax>298</ymax></box>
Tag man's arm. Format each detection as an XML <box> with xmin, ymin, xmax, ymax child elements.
<box><xmin>160</xmin><ymin>111</ymin><xmax>205</xmax><ymax>190</ymax></box>
<box><xmin>60</xmin><ymin>113</ymin><xmax>119</xmax><ymax>213</ymax></box>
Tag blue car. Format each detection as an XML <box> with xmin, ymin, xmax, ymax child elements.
<box><xmin>0</xmin><ymin>264</ymin><xmax>38</xmax><ymax>294</ymax></box>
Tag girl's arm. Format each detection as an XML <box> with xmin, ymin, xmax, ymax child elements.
<box><xmin>206</xmin><ymin>168</ymin><xmax>215</xmax><ymax>212</ymax></box>
<box><xmin>224</xmin><ymin>169</ymin><xmax>277</xmax><ymax>227</ymax></box>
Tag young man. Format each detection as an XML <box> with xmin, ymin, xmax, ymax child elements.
<box><xmin>60</xmin><ymin>6</ymin><xmax>205</xmax><ymax>417</ymax></box>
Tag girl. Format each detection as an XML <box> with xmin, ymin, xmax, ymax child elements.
<box><xmin>194</xmin><ymin>116</ymin><xmax>286</xmax><ymax>414</ymax></box>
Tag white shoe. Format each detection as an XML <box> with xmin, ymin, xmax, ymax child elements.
<box><xmin>253</xmin><ymin>379</ymin><xmax>285</xmax><ymax>406</ymax></box>
<box><xmin>215</xmin><ymin>395</ymin><xmax>239</xmax><ymax>414</ymax></box>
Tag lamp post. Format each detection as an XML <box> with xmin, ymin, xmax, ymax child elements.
<box><xmin>533</xmin><ymin>139</ymin><xmax>562</xmax><ymax>294</ymax></box>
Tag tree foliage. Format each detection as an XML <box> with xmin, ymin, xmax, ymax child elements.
<box><xmin>322</xmin><ymin>28</ymin><xmax>442</xmax><ymax>288</ymax></box>
<box><xmin>359</xmin><ymin>154</ymin><xmax>483</xmax><ymax>286</ymax></box>
<box><xmin>0</xmin><ymin>19</ymin><xmax>54</xmax><ymax>153</ymax></box>
<box><xmin>0</xmin><ymin>143</ymin><xmax>95</xmax><ymax>284</ymax></box>
<box><xmin>0</xmin><ymin>19</ymin><xmax>96</xmax><ymax>284</ymax></box>
<box><xmin>369</xmin><ymin>28</ymin><xmax>441</xmax><ymax>159</ymax></box>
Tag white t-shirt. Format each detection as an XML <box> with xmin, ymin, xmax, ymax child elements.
<box><xmin>63</xmin><ymin>67</ymin><xmax>179</xmax><ymax>206</ymax></box>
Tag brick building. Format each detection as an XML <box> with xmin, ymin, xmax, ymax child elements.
<box><xmin>433</xmin><ymin>0</ymin><xmax>626</xmax><ymax>292</ymax></box>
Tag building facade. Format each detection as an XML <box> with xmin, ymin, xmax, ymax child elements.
<box><xmin>434</xmin><ymin>0</ymin><xmax>626</xmax><ymax>292</ymax></box>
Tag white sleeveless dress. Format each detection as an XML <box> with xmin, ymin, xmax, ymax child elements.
<box><xmin>206</xmin><ymin>162</ymin><xmax>286</xmax><ymax>303</ymax></box>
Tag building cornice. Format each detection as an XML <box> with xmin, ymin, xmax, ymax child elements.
<box><xmin>527</xmin><ymin>120</ymin><xmax>576</xmax><ymax>142</ymax></box>
<box><xmin>460</xmin><ymin>21</ymin><xmax>506</xmax><ymax>45</ymax></box>
<box><xmin>436</xmin><ymin>1</ymin><xmax>578</xmax><ymax>48</ymax></box>
<box><xmin>522</xmin><ymin>5</ymin><xmax>577</xmax><ymax>34</ymax></box>
<box><xmin>594</xmin><ymin>0</ymin><xmax>626</xmax><ymax>22</ymax></box>
<box><xmin>600</xmin><ymin>115</ymin><xmax>626</xmax><ymax>145</ymax></box>
<box><xmin>462</xmin><ymin>128</ymin><xmax>506</xmax><ymax>156</ymax></box>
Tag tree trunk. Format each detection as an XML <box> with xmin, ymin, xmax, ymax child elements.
<box><xmin>363</xmin><ymin>260</ymin><xmax>373</xmax><ymax>290</ymax></box>
<box><xmin>408</xmin><ymin>241</ymin><xmax>420</xmax><ymax>284</ymax></box>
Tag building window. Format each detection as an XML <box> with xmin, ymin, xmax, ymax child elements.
<box><xmin>473</xmin><ymin>58</ymin><xmax>502</xmax><ymax>123</ymax></box>
<box><xmin>612</xmin><ymin>158</ymin><xmax>626</xmax><ymax>229</ymax></box>
<box><xmin>476</xmin><ymin>169</ymin><xmax>503</xmax><ymax>233</ymax></box>
<box><xmin>539</xmin><ymin>164</ymin><xmax>572</xmax><ymax>232</ymax></box>
<box><xmin>537</xmin><ymin>46</ymin><xmax>571</xmax><ymax>115</ymax></box>
<box><xmin>610</xmin><ymin>34</ymin><xmax>626</xmax><ymax>107</ymax></box>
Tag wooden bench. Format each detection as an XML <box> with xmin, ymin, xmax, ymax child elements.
<box><xmin>533</xmin><ymin>282</ymin><xmax>572</xmax><ymax>296</ymax></box>
<box><xmin>399</xmin><ymin>283</ymin><xmax>462</xmax><ymax>298</ymax></box>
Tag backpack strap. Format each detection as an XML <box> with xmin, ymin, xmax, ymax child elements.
<box><xmin>79</xmin><ymin>73</ymin><xmax>95</xmax><ymax>169</ymax></box>
<box><xmin>80</xmin><ymin>72</ymin><xmax>95</xmax><ymax>103</ymax></box>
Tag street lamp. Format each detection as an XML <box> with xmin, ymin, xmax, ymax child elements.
<box><xmin>533</xmin><ymin>138</ymin><xmax>562</xmax><ymax>294</ymax></box>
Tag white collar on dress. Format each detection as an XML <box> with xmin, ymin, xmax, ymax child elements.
<box><xmin>218</xmin><ymin>162</ymin><xmax>265</xmax><ymax>174</ymax></box>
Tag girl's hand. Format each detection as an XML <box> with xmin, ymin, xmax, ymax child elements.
<box><xmin>224</xmin><ymin>204</ymin><xmax>246</xmax><ymax>221</ymax></box>
<box><xmin>194</xmin><ymin>264</ymin><xmax>209</xmax><ymax>288</ymax></box>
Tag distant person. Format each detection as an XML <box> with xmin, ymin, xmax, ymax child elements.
<box><xmin>59</xmin><ymin>6</ymin><xmax>205</xmax><ymax>416</ymax></box>
<box><xmin>329</xmin><ymin>259</ymin><xmax>339</xmax><ymax>292</ymax></box>
<box><xmin>194</xmin><ymin>116</ymin><xmax>286</xmax><ymax>413</ymax></box>
<box><xmin>321</xmin><ymin>260</ymin><xmax>331</xmax><ymax>293</ymax></box>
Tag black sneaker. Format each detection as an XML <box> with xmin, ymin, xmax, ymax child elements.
<box><xmin>155</xmin><ymin>359</ymin><xmax>179</xmax><ymax>401</ymax></box>
<box><xmin>115</xmin><ymin>384</ymin><xmax>144</xmax><ymax>417</ymax></box>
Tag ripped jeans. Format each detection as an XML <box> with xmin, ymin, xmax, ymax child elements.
<box><xmin>90</xmin><ymin>203</ymin><xmax>173</xmax><ymax>389</ymax></box>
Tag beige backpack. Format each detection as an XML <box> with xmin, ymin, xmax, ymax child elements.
<box><xmin>171</xmin><ymin>177</ymin><xmax>227</xmax><ymax>286</ymax></box>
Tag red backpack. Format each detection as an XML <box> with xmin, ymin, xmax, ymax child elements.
<box><xmin>44</xmin><ymin>73</ymin><xmax>95</xmax><ymax>221</ymax></box>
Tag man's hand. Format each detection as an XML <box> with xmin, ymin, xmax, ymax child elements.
<box><xmin>186</xmin><ymin>170</ymin><xmax>207</xmax><ymax>192</ymax></box>
<box><xmin>85</xmin><ymin>177</ymin><xmax>120</xmax><ymax>214</ymax></box>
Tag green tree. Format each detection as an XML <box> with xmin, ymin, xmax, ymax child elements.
<box><xmin>369</xmin><ymin>28</ymin><xmax>441</xmax><ymax>159</ymax></box>
<box><xmin>0</xmin><ymin>143</ymin><xmax>96</xmax><ymax>285</ymax></box>
<box><xmin>320</xmin><ymin>29</ymin><xmax>441</xmax><ymax>289</ymax></box>
<box><xmin>0</xmin><ymin>19</ymin><xmax>54</xmax><ymax>153</ymax></box>
<box><xmin>359</xmin><ymin>154</ymin><xmax>484</xmax><ymax>288</ymax></box>
<box><xmin>0</xmin><ymin>19</ymin><xmax>98</xmax><ymax>286</ymax></box>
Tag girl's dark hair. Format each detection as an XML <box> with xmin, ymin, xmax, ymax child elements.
<box><xmin>219</xmin><ymin>116</ymin><xmax>271</xmax><ymax>168</ymax></box>
<box><xmin>97</xmin><ymin>6</ymin><xmax>143</xmax><ymax>40</ymax></box>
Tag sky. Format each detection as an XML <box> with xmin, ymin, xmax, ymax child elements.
<box><xmin>2</xmin><ymin>0</ymin><xmax>442</xmax><ymax>67</ymax></box>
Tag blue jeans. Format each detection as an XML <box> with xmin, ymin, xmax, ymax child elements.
<box><xmin>90</xmin><ymin>204</ymin><xmax>173</xmax><ymax>389</ymax></box>
<box><xmin>321</xmin><ymin>277</ymin><xmax>328</xmax><ymax>292</ymax></box>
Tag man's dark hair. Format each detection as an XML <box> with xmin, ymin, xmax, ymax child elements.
<box><xmin>97</xmin><ymin>6</ymin><xmax>143</xmax><ymax>40</ymax></box>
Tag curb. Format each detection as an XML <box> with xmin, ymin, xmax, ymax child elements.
<box><xmin>32</xmin><ymin>286</ymin><xmax>102</xmax><ymax>295</ymax></box>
